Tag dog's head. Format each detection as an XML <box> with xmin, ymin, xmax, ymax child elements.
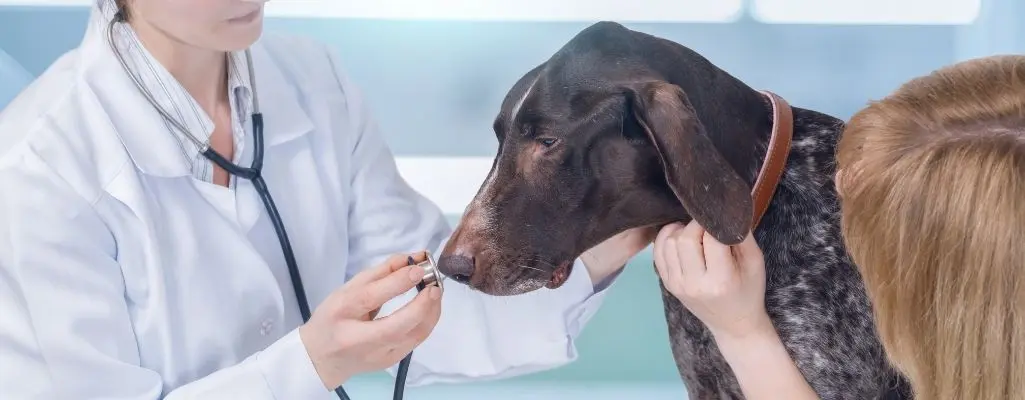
<box><xmin>437</xmin><ymin>21</ymin><xmax>768</xmax><ymax>295</ymax></box>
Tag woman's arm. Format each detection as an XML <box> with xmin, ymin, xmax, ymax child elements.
<box><xmin>653</xmin><ymin>221</ymin><xmax>819</xmax><ymax>400</ymax></box>
<box><xmin>714</xmin><ymin>324</ymin><xmax>820</xmax><ymax>400</ymax></box>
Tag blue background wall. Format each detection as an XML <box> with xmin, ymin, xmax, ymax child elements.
<box><xmin>1</xmin><ymin>1</ymin><xmax>1022</xmax><ymax>398</ymax></box>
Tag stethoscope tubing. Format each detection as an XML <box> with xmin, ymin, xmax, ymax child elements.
<box><xmin>203</xmin><ymin>114</ymin><xmax>340</xmax><ymax>397</ymax></box>
<box><xmin>200</xmin><ymin>113</ymin><xmax>316</xmax><ymax>324</ymax></box>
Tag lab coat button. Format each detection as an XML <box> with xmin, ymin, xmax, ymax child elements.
<box><xmin>260</xmin><ymin>319</ymin><xmax>274</xmax><ymax>335</ymax></box>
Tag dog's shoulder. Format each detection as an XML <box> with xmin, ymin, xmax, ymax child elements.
<box><xmin>755</xmin><ymin>108</ymin><xmax>894</xmax><ymax>398</ymax></box>
<box><xmin>763</xmin><ymin>107</ymin><xmax>848</xmax><ymax>280</ymax></box>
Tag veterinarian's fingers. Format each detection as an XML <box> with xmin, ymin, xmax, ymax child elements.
<box><xmin>348</xmin><ymin>254</ymin><xmax>412</xmax><ymax>287</ymax></box>
<box><xmin>702</xmin><ymin>230</ymin><xmax>739</xmax><ymax>285</ymax></box>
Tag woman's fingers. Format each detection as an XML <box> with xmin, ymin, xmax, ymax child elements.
<box><xmin>673</xmin><ymin>220</ymin><xmax>708</xmax><ymax>280</ymax></box>
<box><xmin>343</xmin><ymin>253</ymin><xmax>433</xmax><ymax>318</ymax></box>
<box><xmin>407</xmin><ymin>292</ymin><xmax>442</xmax><ymax>341</ymax></box>
<box><xmin>385</xmin><ymin>296</ymin><xmax>443</xmax><ymax>357</ymax></box>
<box><xmin>347</xmin><ymin>265</ymin><xmax>423</xmax><ymax>318</ymax></box>
<box><xmin>654</xmin><ymin>220</ymin><xmax>708</xmax><ymax>298</ymax></box>
<box><xmin>733</xmin><ymin>233</ymin><xmax>761</xmax><ymax>264</ymax></box>
<box><xmin>649</xmin><ymin>225</ymin><xmax>772</xmax><ymax>341</ymax></box>
<box><xmin>367</xmin><ymin>286</ymin><xmax>442</xmax><ymax>343</ymax></box>
<box><xmin>702</xmin><ymin>230</ymin><xmax>741</xmax><ymax>286</ymax></box>
<box><xmin>302</xmin><ymin>252</ymin><xmax>443</xmax><ymax>387</ymax></box>
<box><xmin>663</xmin><ymin>230</ymin><xmax>685</xmax><ymax>294</ymax></box>
<box><xmin>348</xmin><ymin>254</ymin><xmax>411</xmax><ymax>287</ymax></box>
<box><xmin>733</xmin><ymin>232</ymin><xmax>766</xmax><ymax>280</ymax></box>
<box><xmin>349</xmin><ymin>251</ymin><xmax>429</xmax><ymax>286</ymax></box>
<box><xmin>654</xmin><ymin>222</ymin><xmax>684</xmax><ymax>283</ymax></box>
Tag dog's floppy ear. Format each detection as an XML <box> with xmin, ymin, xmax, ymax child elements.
<box><xmin>627</xmin><ymin>81</ymin><xmax>752</xmax><ymax>245</ymax></box>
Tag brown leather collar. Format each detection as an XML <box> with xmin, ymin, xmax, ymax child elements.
<box><xmin>750</xmin><ymin>91</ymin><xmax>794</xmax><ymax>230</ymax></box>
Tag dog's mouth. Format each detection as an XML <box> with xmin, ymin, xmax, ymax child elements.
<box><xmin>461</xmin><ymin>255</ymin><xmax>576</xmax><ymax>296</ymax></box>
<box><xmin>545</xmin><ymin>261</ymin><xmax>572</xmax><ymax>289</ymax></box>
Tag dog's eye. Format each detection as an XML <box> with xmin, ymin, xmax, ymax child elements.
<box><xmin>538</xmin><ymin>137</ymin><xmax>559</xmax><ymax>148</ymax></box>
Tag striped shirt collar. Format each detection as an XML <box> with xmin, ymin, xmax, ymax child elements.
<box><xmin>107</xmin><ymin>17</ymin><xmax>254</xmax><ymax>178</ymax></box>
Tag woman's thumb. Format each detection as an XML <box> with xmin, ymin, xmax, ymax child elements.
<box><xmin>732</xmin><ymin>232</ymin><xmax>760</xmax><ymax>265</ymax></box>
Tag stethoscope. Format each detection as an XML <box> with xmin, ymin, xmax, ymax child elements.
<box><xmin>106</xmin><ymin>12</ymin><xmax>442</xmax><ymax>400</ymax></box>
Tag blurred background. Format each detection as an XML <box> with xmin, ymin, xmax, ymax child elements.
<box><xmin>0</xmin><ymin>0</ymin><xmax>1021</xmax><ymax>398</ymax></box>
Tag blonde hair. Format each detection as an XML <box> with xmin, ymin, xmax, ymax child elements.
<box><xmin>837</xmin><ymin>55</ymin><xmax>1025</xmax><ymax>400</ymax></box>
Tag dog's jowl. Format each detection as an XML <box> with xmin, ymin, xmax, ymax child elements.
<box><xmin>437</xmin><ymin>21</ymin><xmax>912</xmax><ymax>400</ymax></box>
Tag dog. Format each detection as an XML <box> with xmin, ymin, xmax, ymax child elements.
<box><xmin>435</xmin><ymin>21</ymin><xmax>911</xmax><ymax>400</ymax></box>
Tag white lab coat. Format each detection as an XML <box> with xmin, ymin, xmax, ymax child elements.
<box><xmin>0</xmin><ymin>10</ymin><xmax>615</xmax><ymax>400</ymax></box>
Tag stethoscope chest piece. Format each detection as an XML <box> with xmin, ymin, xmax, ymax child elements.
<box><xmin>411</xmin><ymin>252</ymin><xmax>443</xmax><ymax>293</ymax></box>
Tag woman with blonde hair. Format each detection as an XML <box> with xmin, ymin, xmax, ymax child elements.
<box><xmin>836</xmin><ymin>54</ymin><xmax>1025</xmax><ymax>400</ymax></box>
<box><xmin>651</xmin><ymin>54</ymin><xmax>1025</xmax><ymax>400</ymax></box>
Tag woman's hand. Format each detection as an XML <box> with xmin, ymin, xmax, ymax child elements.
<box><xmin>581</xmin><ymin>226</ymin><xmax>658</xmax><ymax>285</ymax></box>
<box><xmin>654</xmin><ymin>221</ymin><xmax>821</xmax><ymax>400</ymax></box>
<box><xmin>653</xmin><ymin>221</ymin><xmax>771</xmax><ymax>341</ymax></box>
<box><xmin>299</xmin><ymin>252</ymin><xmax>442</xmax><ymax>390</ymax></box>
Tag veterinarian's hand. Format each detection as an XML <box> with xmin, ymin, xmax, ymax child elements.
<box><xmin>299</xmin><ymin>252</ymin><xmax>442</xmax><ymax>390</ymax></box>
<box><xmin>654</xmin><ymin>221</ymin><xmax>772</xmax><ymax>341</ymax></box>
<box><xmin>581</xmin><ymin>226</ymin><xmax>658</xmax><ymax>285</ymax></box>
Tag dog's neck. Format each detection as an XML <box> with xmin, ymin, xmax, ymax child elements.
<box><xmin>749</xmin><ymin>91</ymin><xmax>794</xmax><ymax>229</ymax></box>
<box><xmin>658</xmin><ymin>65</ymin><xmax>797</xmax><ymax>233</ymax></box>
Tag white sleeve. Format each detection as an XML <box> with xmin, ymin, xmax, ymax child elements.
<box><xmin>323</xmin><ymin>47</ymin><xmax>622</xmax><ymax>386</ymax></box>
<box><xmin>0</xmin><ymin>151</ymin><xmax>332</xmax><ymax>400</ymax></box>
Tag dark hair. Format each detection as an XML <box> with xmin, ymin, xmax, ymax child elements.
<box><xmin>114</xmin><ymin>0</ymin><xmax>129</xmax><ymax>22</ymax></box>
<box><xmin>107</xmin><ymin>0</ymin><xmax>129</xmax><ymax>56</ymax></box>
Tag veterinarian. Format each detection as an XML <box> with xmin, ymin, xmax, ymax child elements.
<box><xmin>0</xmin><ymin>0</ymin><xmax>653</xmax><ymax>398</ymax></box>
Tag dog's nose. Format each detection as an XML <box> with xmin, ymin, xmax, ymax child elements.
<box><xmin>437</xmin><ymin>254</ymin><xmax>475</xmax><ymax>284</ymax></box>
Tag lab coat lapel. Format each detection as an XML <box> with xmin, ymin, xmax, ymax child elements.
<box><xmin>234</xmin><ymin>42</ymin><xmax>316</xmax><ymax>234</ymax></box>
<box><xmin>77</xmin><ymin>26</ymin><xmax>316</xmax><ymax>180</ymax></box>
<box><xmin>78</xmin><ymin>21</ymin><xmax>317</xmax><ymax>231</ymax></box>
<box><xmin>248</xmin><ymin>44</ymin><xmax>315</xmax><ymax>147</ymax></box>
<box><xmin>78</xmin><ymin>27</ymin><xmax>193</xmax><ymax>178</ymax></box>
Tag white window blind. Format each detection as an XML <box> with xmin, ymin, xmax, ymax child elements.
<box><xmin>0</xmin><ymin>0</ymin><xmax>743</xmax><ymax>22</ymax></box>
<box><xmin>751</xmin><ymin>0</ymin><xmax>982</xmax><ymax>25</ymax></box>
